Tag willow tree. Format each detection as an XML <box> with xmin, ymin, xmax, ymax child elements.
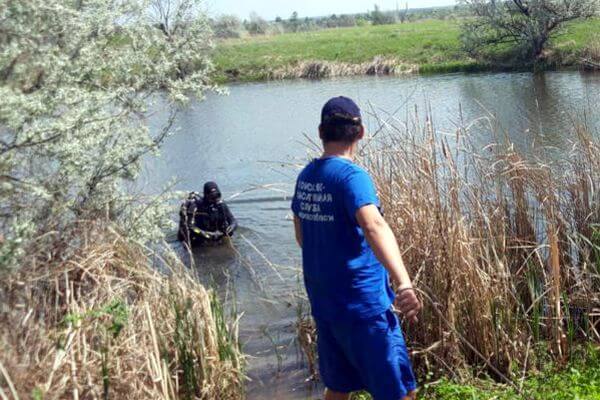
<box><xmin>0</xmin><ymin>0</ymin><xmax>215</xmax><ymax>268</ymax></box>
<box><xmin>461</xmin><ymin>0</ymin><xmax>599</xmax><ymax>62</ymax></box>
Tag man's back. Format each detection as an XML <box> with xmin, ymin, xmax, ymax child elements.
<box><xmin>292</xmin><ymin>157</ymin><xmax>394</xmax><ymax>323</ymax></box>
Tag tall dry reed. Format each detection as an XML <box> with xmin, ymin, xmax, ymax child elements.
<box><xmin>363</xmin><ymin>111</ymin><xmax>600</xmax><ymax>380</ymax></box>
<box><xmin>583</xmin><ymin>36</ymin><xmax>600</xmax><ymax>70</ymax></box>
<box><xmin>0</xmin><ymin>222</ymin><xmax>244</xmax><ymax>399</ymax></box>
<box><xmin>269</xmin><ymin>57</ymin><xmax>417</xmax><ymax>80</ymax></box>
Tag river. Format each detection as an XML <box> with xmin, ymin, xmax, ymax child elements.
<box><xmin>139</xmin><ymin>71</ymin><xmax>600</xmax><ymax>399</ymax></box>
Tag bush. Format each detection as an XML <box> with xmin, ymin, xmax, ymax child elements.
<box><xmin>245</xmin><ymin>12</ymin><xmax>269</xmax><ymax>35</ymax></box>
<box><xmin>212</xmin><ymin>15</ymin><xmax>244</xmax><ymax>38</ymax></box>
<box><xmin>356</xmin><ymin>16</ymin><xmax>371</xmax><ymax>27</ymax></box>
<box><xmin>323</xmin><ymin>14</ymin><xmax>357</xmax><ymax>28</ymax></box>
<box><xmin>269</xmin><ymin>23</ymin><xmax>286</xmax><ymax>35</ymax></box>
<box><xmin>0</xmin><ymin>0</ymin><xmax>216</xmax><ymax>269</ymax></box>
<box><xmin>370</xmin><ymin>4</ymin><xmax>396</xmax><ymax>25</ymax></box>
<box><xmin>338</xmin><ymin>14</ymin><xmax>358</xmax><ymax>27</ymax></box>
<box><xmin>461</xmin><ymin>0</ymin><xmax>598</xmax><ymax>63</ymax></box>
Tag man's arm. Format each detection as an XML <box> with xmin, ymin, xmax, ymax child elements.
<box><xmin>356</xmin><ymin>204</ymin><xmax>420</xmax><ymax>322</ymax></box>
<box><xmin>221</xmin><ymin>203</ymin><xmax>238</xmax><ymax>235</ymax></box>
<box><xmin>293</xmin><ymin>215</ymin><xmax>303</xmax><ymax>248</ymax></box>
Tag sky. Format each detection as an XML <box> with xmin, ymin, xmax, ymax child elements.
<box><xmin>205</xmin><ymin>0</ymin><xmax>457</xmax><ymax>20</ymax></box>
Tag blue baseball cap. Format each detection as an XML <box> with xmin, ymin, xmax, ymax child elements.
<box><xmin>321</xmin><ymin>96</ymin><xmax>362</xmax><ymax>125</ymax></box>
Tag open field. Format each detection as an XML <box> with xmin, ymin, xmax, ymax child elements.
<box><xmin>213</xmin><ymin>19</ymin><xmax>600</xmax><ymax>82</ymax></box>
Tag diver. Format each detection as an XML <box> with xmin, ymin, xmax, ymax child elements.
<box><xmin>178</xmin><ymin>182</ymin><xmax>237</xmax><ymax>246</ymax></box>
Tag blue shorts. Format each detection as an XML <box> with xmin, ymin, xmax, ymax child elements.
<box><xmin>315</xmin><ymin>309</ymin><xmax>417</xmax><ymax>400</ymax></box>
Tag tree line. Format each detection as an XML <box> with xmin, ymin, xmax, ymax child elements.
<box><xmin>210</xmin><ymin>4</ymin><xmax>468</xmax><ymax>38</ymax></box>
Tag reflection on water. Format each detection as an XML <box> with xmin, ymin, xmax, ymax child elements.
<box><xmin>140</xmin><ymin>71</ymin><xmax>600</xmax><ymax>400</ymax></box>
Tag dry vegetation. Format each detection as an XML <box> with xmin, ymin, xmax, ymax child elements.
<box><xmin>0</xmin><ymin>223</ymin><xmax>244</xmax><ymax>399</ymax></box>
<box><xmin>583</xmin><ymin>36</ymin><xmax>600</xmax><ymax>69</ymax></box>
<box><xmin>268</xmin><ymin>57</ymin><xmax>417</xmax><ymax>80</ymax></box>
<box><xmin>365</xmin><ymin>111</ymin><xmax>600</xmax><ymax>381</ymax></box>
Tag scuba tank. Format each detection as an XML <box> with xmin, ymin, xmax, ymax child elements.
<box><xmin>178</xmin><ymin>192</ymin><xmax>201</xmax><ymax>242</ymax></box>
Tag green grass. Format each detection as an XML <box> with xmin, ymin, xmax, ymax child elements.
<box><xmin>349</xmin><ymin>346</ymin><xmax>600</xmax><ymax>400</ymax></box>
<box><xmin>212</xmin><ymin>19</ymin><xmax>600</xmax><ymax>82</ymax></box>
<box><xmin>554</xmin><ymin>19</ymin><xmax>600</xmax><ymax>51</ymax></box>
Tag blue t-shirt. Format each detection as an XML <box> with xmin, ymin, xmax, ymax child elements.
<box><xmin>291</xmin><ymin>157</ymin><xmax>395</xmax><ymax>322</ymax></box>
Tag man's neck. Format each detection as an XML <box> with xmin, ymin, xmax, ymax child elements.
<box><xmin>321</xmin><ymin>142</ymin><xmax>355</xmax><ymax>161</ymax></box>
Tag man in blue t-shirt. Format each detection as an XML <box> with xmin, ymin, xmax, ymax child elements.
<box><xmin>291</xmin><ymin>96</ymin><xmax>421</xmax><ymax>400</ymax></box>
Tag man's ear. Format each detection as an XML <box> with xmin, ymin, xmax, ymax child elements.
<box><xmin>357</xmin><ymin>124</ymin><xmax>365</xmax><ymax>140</ymax></box>
<box><xmin>318</xmin><ymin>124</ymin><xmax>324</xmax><ymax>140</ymax></box>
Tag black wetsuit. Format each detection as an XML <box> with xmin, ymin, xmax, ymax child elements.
<box><xmin>178</xmin><ymin>197</ymin><xmax>237</xmax><ymax>245</ymax></box>
<box><xmin>194</xmin><ymin>199</ymin><xmax>238</xmax><ymax>238</ymax></box>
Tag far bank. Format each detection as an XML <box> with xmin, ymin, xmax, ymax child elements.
<box><xmin>212</xmin><ymin>19</ymin><xmax>600</xmax><ymax>83</ymax></box>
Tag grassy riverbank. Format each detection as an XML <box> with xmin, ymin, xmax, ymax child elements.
<box><xmin>213</xmin><ymin>19</ymin><xmax>600</xmax><ymax>82</ymax></box>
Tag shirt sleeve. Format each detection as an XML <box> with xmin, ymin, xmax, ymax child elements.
<box><xmin>342</xmin><ymin>166</ymin><xmax>380</xmax><ymax>222</ymax></box>
<box><xmin>291</xmin><ymin>180</ymin><xmax>300</xmax><ymax>215</ymax></box>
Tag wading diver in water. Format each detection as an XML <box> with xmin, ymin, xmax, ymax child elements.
<box><xmin>178</xmin><ymin>182</ymin><xmax>238</xmax><ymax>246</ymax></box>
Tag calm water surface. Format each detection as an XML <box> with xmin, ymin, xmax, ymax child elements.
<box><xmin>139</xmin><ymin>71</ymin><xmax>600</xmax><ymax>399</ymax></box>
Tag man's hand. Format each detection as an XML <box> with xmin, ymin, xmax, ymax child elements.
<box><xmin>192</xmin><ymin>227</ymin><xmax>223</xmax><ymax>240</ymax></box>
<box><xmin>211</xmin><ymin>230</ymin><xmax>224</xmax><ymax>239</ymax></box>
<box><xmin>395</xmin><ymin>287</ymin><xmax>421</xmax><ymax>324</ymax></box>
<box><xmin>356</xmin><ymin>205</ymin><xmax>420</xmax><ymax>323</ymax></box>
